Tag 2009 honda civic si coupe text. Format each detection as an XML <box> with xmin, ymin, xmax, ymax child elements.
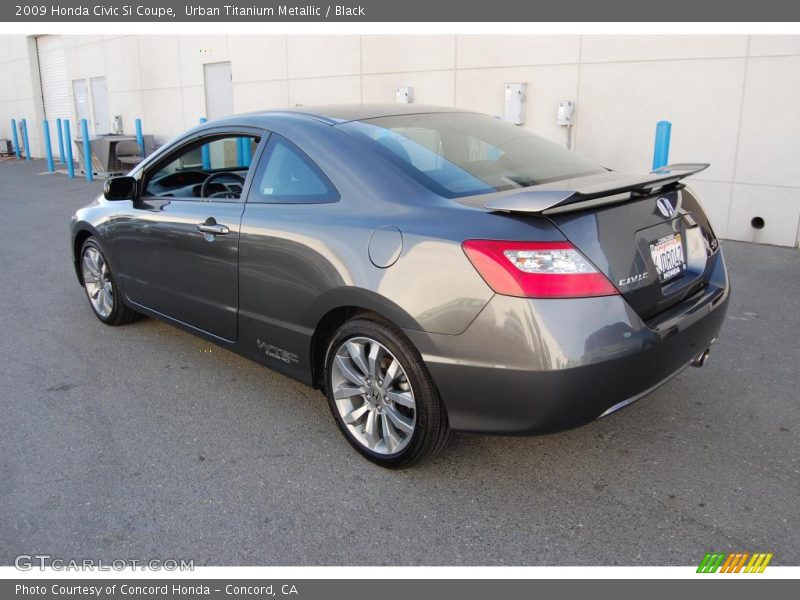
<box><xmin>70</xmin><ymin>105</ymin><xmax>729</xmax><ymax>467</ymax></box>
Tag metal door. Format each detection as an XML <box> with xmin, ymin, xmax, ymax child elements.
<box><xmin>73</xmin><ymin>79</ymin><xmax>90</xmax><ymax>126</ymax></box>
<box><xmin>90</xmin><ymin>77</ymin><xmax>110</xmax><ymax>134</ymax></box>
<box><xmin>204</xmin><ymin>62</ymin><xmax>233</xmax><ymax>120</ymax></box>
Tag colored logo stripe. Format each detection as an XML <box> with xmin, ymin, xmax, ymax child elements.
<box><xmin>697</xmin><ymin>553</ymin><xmax>726</xmax><ymax>573</ymax></box>
<box><xmin>697</xmin><ymin>552</ymin><xmax>773</xmax><ymax>573</ymax></box>
<box><xmin>720</xmin><ymin>553</ymin><xmax>749</xmax><ymax>573</ymax></box>
<box><xmin>745</xmin><ymin>553</ymin><xmax>773</xmax><ymax>573</ymax></box>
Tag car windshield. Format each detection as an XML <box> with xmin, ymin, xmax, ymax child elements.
<box><xmin>338</xmin><ymin>112</ymin><xmax>605</xmax><ymax>198</ymax></box>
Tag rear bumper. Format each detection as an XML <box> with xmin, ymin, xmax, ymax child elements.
<box><xmin>405</xmin><ymin>251</ymin><xmax>730</xmax><ymax>434</ymax></box>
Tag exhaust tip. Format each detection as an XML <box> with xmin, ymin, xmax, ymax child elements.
<box><xmin>692</xmin><ymin>348</ymin><xmax>711</xmax><ymax>368</ymax></box>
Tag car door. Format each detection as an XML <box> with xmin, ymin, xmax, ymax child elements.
<box><xmin>237</xmin><ymin>133</ymin><xmax>341</xmax><ymax>379</ymax></box>
<box><xmin>114</xmin><ymin>128</ymin><xmax>266</xmax><ymax>341</ymax></box>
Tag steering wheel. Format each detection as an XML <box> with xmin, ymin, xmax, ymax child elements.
<box><xmin>200</xmin><ymin>172</ymin><xmax>246</xmax><ymax>199</ymax></box>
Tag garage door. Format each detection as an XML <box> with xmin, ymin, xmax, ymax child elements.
<box><xmin>36</xmin><ymin>35</ymin><xmax>71</xmax><ymax>124</ymax></box>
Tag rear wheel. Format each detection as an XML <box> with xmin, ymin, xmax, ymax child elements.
<box><xmin>80</xmin><ymin>238</ymin><xmax>139</xmax><ymax>326</ymax></box>
<box><xmin>324</xmin><ymin>316</ymin><xmax>451</xmax><ymax>468</ymax></box>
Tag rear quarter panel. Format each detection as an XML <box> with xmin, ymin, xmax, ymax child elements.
<box><xmin>235</xmin><ymin>117</ymin><xmax>567</xmax><ymax>383</ymax></box>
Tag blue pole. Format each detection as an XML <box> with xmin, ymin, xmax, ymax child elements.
<box><xmin>134</xmin><ymin>118</ymin><xmax>145</xmax><ymax>157</ymax></box>
<box><xmin>80</xmin><ymin>118</ymin><xmax>93</xmax><ymax>182</ymax></box>
<box><xmin>56</xmin><ymin>118</ymin><xmax>66</xmax><ymax>164</ymax></box>
<box><xmin>64</xmin><ymin>121</ymin><xmax>75</xmax><ymax>179</ymax></box>
<box><xmin>81</xmin><ymin>119</ymin><xmax>94</xmax><ymax>181</ymax></box>
<box><xmin>43</xmin><ymin>119</ymin><xmax>55</xmax><ymax>173</ymax></box>
<box><xmin>236</xmin><ymin>137</ymin><xmax>244</xmax><ymax>167</ymax></box>
<box><xmin>20</xmin><ymin>118</ymin><xmax>31</xmax><ymax>160</ymax></box>
<box><xmin>10</xmin><ymin>119</ymin><xmax>20</xmax><ymax>159</ymax></box>
<box><xmin>199</xmin><ymin>117</ymin><xmax>210</xmax><ymax>170</ymax></box>
<box><xmin>652</xmin><ymin>120</ymin><xmax>672</xmax><ymax>171</ymax></box>
<box><xmin>241</xmin><ymin>137</ymin><xmax>251</xmax><ymax>166</ymax></box>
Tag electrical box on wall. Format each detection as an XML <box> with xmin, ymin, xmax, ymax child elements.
<box><xmin>396</xmin><ymin>86</ymin><xmax>414</xmax><ymax>104</ymax></box>
<box><xmin>557</xmin><ymin>101</ymin><xmax>575</xmax><ymax>126</ymax></box>
<box><xmin>504</xmin><ymin>83</ymin><xmax>527</xmax><ymax>125</ymax></box>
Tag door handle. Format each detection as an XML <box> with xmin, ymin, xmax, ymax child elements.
<box><xmin>197</xmin><ymin>223</ymin><xmax>229</xmax><ymax>236</ymax></box>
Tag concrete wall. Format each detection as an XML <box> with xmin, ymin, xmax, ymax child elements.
<box><xmin>0</xmin><ymin>34</ymin><xmax>798</xmax><ymax>246</ymax></box>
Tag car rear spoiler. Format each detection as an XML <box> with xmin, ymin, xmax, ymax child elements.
<box><xmin>483</xmin><ymin>163</ymin><xmax>710</xmax><ymax>215</ymax></box>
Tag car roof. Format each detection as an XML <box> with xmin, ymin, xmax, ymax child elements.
<box><xmin>241</xmin><ymin>104</ymin><xmax>478</xmax><ymax>125</ymax></box>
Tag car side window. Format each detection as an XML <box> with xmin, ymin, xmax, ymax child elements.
<box><xmin>249</xmin><ymin>135</ymin><xmax>339</xmax><ymax>204</ymax></box>
<box><xmin>143</xmin><ymin>134</ymin><xmax>260</xmax><ymax>200</ymax></box>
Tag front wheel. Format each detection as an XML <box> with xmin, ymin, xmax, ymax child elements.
<box><xmin>80</xmin><ymin>237</ymin><xmax>139</xmax><ymax>326</ymax></box>
<box><xmin>324</xmin><ymin>316</ymin><xmax>451</xmax><ymax>468</ymax></box>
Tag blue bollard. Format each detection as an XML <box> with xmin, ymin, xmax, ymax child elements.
<box><xmin>21</xmin><ymin>118</ymin><xmax>31</xmax><ymax>160</ymax></box>
<box><xmin>652</xmin><ymin>120</ymin><xmax>672</xmax><ymax>171</ymax></box>
<box><xmin>236</xmin><ymin>137</ymin><xmax>245</xmax><ymax>167</ymax></box>
<box><xmin>135</xmin><ymin>118</ymin><xmax>145</xmax><ymax>158</ymax></box>
<box><xmin>56</xmin><ymin>118</ymin><xmax>66</xmax><ymax>164</ymax></box>
<box><xmin>64</xmin><ymin>121</ymin><xmax>75</xmax><ymax>179</ymax></box>
<box><xmin>80</xmin><ymin>119</ymin><xmax>93</xmax><ymax>182</ymax></box>
<box><xmin>43</xmin><ymin>119</ymin><xmax>55</xmax><ymax>173</ymax></box>
<box><xmin>199</xmin><ymin>117</ymin><xmax>211</xmax><ymax>170</ymax></box>
<box><xmin>10</xmin><ymin>119</ymin><xmax>20</xmax><ymax>159</ymax></box>
<box><xmin>239</xmin><ymin>137</ymin><xmax>252</xmax><ymax>167</ymax></box>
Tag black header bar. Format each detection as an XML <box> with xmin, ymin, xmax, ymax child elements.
<box><xmin>3</xmin><ymin>0</ymin><xmax>800</xmax><ymax>22</ymax></box>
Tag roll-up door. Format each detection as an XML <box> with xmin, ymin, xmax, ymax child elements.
<box><xmin>36</xmin><ymin>35</ymin><xmax>71</xmax><ymax>124</ymax></box>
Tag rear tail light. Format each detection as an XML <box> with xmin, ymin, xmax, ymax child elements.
<box><xmin>462</xmin><ymin>240</ymin><xmax>619</xmax><ymax>299</ymax></box>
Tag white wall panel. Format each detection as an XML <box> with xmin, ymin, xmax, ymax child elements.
<box><xmin>233</xmin><ymin>80</ymin><xmax>289</xmax><ymax>113</ymax></box>
<box><xmin>362</xmin><ymin>35</ymin><xmax>455</xmax><ymax>73</ymax></box>
<box><xmin>138</xmin><ymin>36</ymin><xmax>180</xmax><ymax>90</ymax></box>
<box><xmin>288</xmin><ymin>75</ymin><xmax>361</xmax><ymax>106</ymax></box>
<box><xmin>735</xmin><ymin>56</ymin><xmax>800</xmax><ymax>188</ymax></box>
<box><xmin>457</xmin><ymin>35</ymin><xmax>580</xmax><ymax>68</ymax></box>
<box><xmin>286</xmin><ymin>36</ymin><xmax>360</xmax><ymax>79</ymax></box>
<box><xmin>228</xmin><ymin>36</ymin><xmax>287</xmax><ymax>83</ymax></box>
<box><xmin>581</xmin><ymin>35</ymin><xmax>748</xmax><ymax>63</ymax></box>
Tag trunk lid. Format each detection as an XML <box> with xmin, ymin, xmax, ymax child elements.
<box><xmin>458</xmin><ymin>165</ymin><xmax>720</xmax><ymax>320</ymax></box>
<box><xmin>547</xmin><ymin>186</ymin><xmax>719</xmax><ymax>319</ymax></box>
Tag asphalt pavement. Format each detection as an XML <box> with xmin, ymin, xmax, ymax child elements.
<box><xmin>0</xmin><ymin>158</ymin><xmax>797</xmax><ymax>566</ymax></box>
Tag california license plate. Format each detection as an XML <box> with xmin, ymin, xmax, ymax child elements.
<box><xmin>650</xmin><ymin>233</ymin><xmax>686</xmax><ymax>282</ymax></box>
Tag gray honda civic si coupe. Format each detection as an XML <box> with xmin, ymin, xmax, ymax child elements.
<box><xmin>70</xmin><ymin>105</ymin><xmax>729</xmax><ymax>467</ymax></box>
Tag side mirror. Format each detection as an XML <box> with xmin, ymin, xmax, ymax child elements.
<box><xmin>104</xmin><ymin>176</ymin><xmax>137</xmax><ymax>201</ymax></box>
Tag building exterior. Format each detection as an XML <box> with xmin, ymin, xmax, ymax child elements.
<box><xmin>1</xmin><ymin>34</ymin><xmax>798</xmax><ymax>246</ymax></box>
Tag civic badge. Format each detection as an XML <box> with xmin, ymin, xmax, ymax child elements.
<box><xmin>656</xmin><ymin>197</ymin><xmax>676</xmax><ymax>218</ymax></box>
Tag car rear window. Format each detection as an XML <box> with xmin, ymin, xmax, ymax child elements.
<box><xmin>249</xmin><ymin>134</ymin><xmax>339</xmax><ymax>204</ymax></box>
<box><xmin>338</xmin><ymin>112</ymin><xmax>604</xmax><ymax>198</ymax></box>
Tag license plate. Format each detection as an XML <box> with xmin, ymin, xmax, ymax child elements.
<box><xmin>650</xmin><ymin>233</ymin><xmax>686</xmax><ymax>282</ymax></box>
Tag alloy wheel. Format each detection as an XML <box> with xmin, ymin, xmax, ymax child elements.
<box><xmin>81</xmin><ymin>246</ymin><xmax>114</xmax><ymax>319</ymax></box>
<box><xmin>330</xmin><ymin>336</ymin><xmax>417</xmax><ymax>455</ymax></box>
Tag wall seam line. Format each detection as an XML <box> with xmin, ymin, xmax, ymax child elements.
<box><xmin>573</xmin><ymin>35</ymin><xmax>583</xmax><ymax>152</ymax></box>
<box><xmin>727</xmin><ymin>35</ymin><xmax>752</xmax><ymax>236</ymax></box>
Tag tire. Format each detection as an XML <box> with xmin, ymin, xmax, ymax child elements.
<box><xmin>324</xmin><ymin>315</ymin><xmax>451</xmax><ymax>468</ymax></box>
<box><xmin>79</xmin><ymin>237</ymin><xmax>139</xmax><ymax>326</ymax></box>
